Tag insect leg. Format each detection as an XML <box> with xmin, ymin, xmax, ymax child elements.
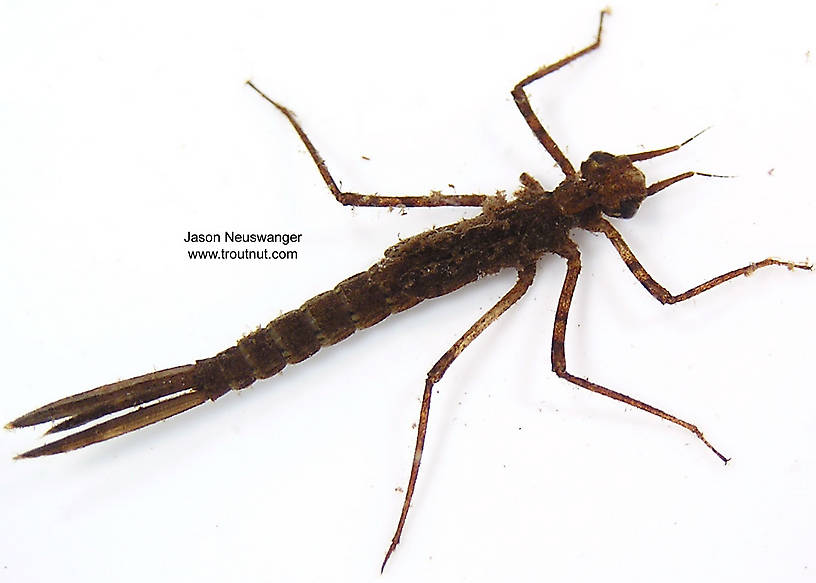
<box><xmin>246</xmin><ymin>80</ymin><xmax>488</xmax><ymax>208</ymax></box>
<box><xmin>590</xmin><ymin>218</ymin><xmax>812</xmax><ymax>304</ymax></box>
<box><xmin>382</xmin><ymin>262</ymin><xmax>537</xmax><ymax>571</ymax></box>
<box><xmin>511</xmin><ymin>10</ymin><xmax>609</xmax><ymax>177</ymax></box>
<box><xmin>551</xmin><ymin>240</ymin><xmax>729</xmax><ymax>463</ymax></box>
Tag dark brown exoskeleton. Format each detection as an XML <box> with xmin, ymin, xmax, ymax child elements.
<box><xmin>8</xmin><ymin>11</ymin><xmax>810</xmax><ymax>570</ymax></box>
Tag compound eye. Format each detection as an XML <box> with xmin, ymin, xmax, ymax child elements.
<box><xmin>615</xmin><ymin>198</ymin><xmax>641</xmax><ymax>219</ymax></box>
<box><xmin>588</xmin><ymin>151</ymin><xmax>615</xmax><ymax>164</ymax></box>
<box><xmin>581</xmin><ymin>151</ymin><xmax>616</xmax><ymax>179</ymax></box>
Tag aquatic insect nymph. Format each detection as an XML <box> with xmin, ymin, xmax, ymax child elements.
<box><xmin>8</xmin><ymin>10</ymin><xmax>811</xmax><ymax>571</ymax></box>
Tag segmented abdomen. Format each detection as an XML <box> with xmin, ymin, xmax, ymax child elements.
<box><xmin>193</xmin><ymin>266</ymin><xmax>422</xmax><ymax>399</ymax></box>
<box><xmin>194</xmin><ymin>194</ymin><xmax>561</xmax><ymax>400</ymax></box>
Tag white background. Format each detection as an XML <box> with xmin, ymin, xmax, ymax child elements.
<box><xmin>2</xmin><ymin>1</ymin><xmax>814</xmax><ymax>582</ymax></box>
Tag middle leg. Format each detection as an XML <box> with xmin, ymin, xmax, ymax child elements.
<box><xmin>511</xmin><ymin>10</ymin><xmax>609</xmax><ymax>177</ymax></box>
<box><xmin>550</xmin><ymin>239</ymin><xmax>728</xmax><ymax>462</ymax></box>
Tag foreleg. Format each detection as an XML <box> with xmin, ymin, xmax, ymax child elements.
<box><xmin>590</xmin><ymin>218</ymin><xmax>811</xmax><ymax>304</ymax></box>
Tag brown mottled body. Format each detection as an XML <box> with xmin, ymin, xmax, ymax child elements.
<box><xmin>8</xmin><ymin>10</ymin><xmax>811</xmax><ymax>571</ymax></box>
<box><xmin>193</xmin><ymin>189</ymin><xmax>574</xmax><ymax>403</ymax></box>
